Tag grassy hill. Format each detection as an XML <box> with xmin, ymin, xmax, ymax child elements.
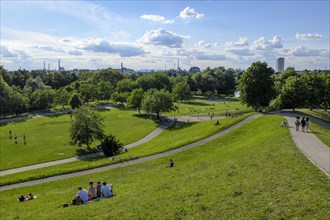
<box><xmin>1</xmin><ymin>115</ymin><xmax>329</xmax><ymax>219</ymax></box>
<box><xmin>0</xmin><ymin>109</ymin><xmax>157</xmax><ymax>170</ymax></box>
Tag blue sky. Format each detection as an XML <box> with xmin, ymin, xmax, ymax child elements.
<box><xmin>1</xmin><ymin>0</ymin><xmax>329</xmax><ymax>71</ymax></box>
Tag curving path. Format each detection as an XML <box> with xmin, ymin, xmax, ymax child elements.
<box><xmin>277</xmin><ymin>112</ymin><xmax>330</xmax><ymax>178</ymax></box>
<box><xmin>0</xmin><ymin>121</ymin><xmax>173</xmax><ymax>176</ymax></box>
<box><xmin>0</xmin><ymin>114</ymin><xmax>262</xmax><ymax>191</ymax></box>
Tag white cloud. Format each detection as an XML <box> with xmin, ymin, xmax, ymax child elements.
<box><xmin>140</xmin><ymin>14</ymin><xmax>174</xmax><ymax>24</ymax></box>
<box><xmin>196</xmin><ymin>40</ymin><xmax>212</xmax><ymax>48</ymax></box>
<box><xmin>225</xmin><ymin>37</ymin><xmax>249</xmax><ymax>47</ymax></box>
<box><xmin>1</xmin><ymin>45</ymin><xmax>30</xmax><ymax>59</ymax></box>
<box><xmin>179</xmin><ymin>7</ymin><xmax>204</xmax><ymax>20</ymax></box>
<box><xmin>193</xmin><ymin>53</ymin><xmax>227</xmax><ymax>60</ymax></box>
<box><xmin>251</xmin><ymin>36</ymin><xmax>283</xmax><ymax>50</ymax></box>
<box><xmin>225</xmin><ymin>48</ymin><xmax>254</xmax><ymax>56</ymax></box>
<box><xmin>1</xmin><ymin>45</ymin><xmax>17</xmax><ymax>57</ymax></box>
<box><xmin>68</xmin><ymin>50</ymin><xmax>83</xmax><ymax>56</ymax></box>
<box><xmin>138</xmin><ymin>29</ymin><xmax>188</xmax><ymax>48</ymax></box>
<box><xmin>295</xmin><ymin>33</ymin><xmax>323</xmax><ymax>41</ymax></box>
<box><xmin>32</xmin><ymin>45</ymin><xmax>65</xmax><ymax>53</ymax></box>
<box><xmin>76</xmin><ymin>38</ymin><xmax>145</xmax><ymax>57</ymax></box>
<box><xmin>285</xmin><ymin>46</ymin><xmax>326</xmax><ymax>57</ymax></box>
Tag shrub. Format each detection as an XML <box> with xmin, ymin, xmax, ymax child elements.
<box><xmin>101</xmin><ymin>135</ymin><xmax>124</xmax><ymax>157</ymax></box>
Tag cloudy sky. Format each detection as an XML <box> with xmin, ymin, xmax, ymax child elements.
<box><xmin>1</xmin><ymin>0</ymin><xmax>329</xmax><ymax>71</ymax></box>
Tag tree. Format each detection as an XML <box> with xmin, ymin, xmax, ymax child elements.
<box><xmin>172</xmin><ymin>82</ymin><xmax>191</xmax><ymax>102</ymax></box>
<box><xmin>70</xmin><ymin>105</ymin><xmax>104</xmax><ymax>148</ymax></box>
<box><xmin>127</xmin><ymin>88</ymin><xmax>144</xmax><ymax>114</ymax></box>
<box><xmin>30</xmin><ymin>89</ymin><xmax>55</xmax><ymax>110</ymax></box>
<box><xmin>279</xmin><ymin>76</ymin><xmax>305</xmax><ymax>111</ymax></box>
<box><xmin>96</xmin><ymin>81</ymin><xmax>112</xmax><ymax>100</ymax></box>
<box><xmin>142</xmin><ymin>89</ymin><xmax>175</xmax><ymax>119</ymax></box>
<box><xmin>55</xmin><ymin>87</ymin><xmax>71</xmax><ymax>108</ymax></box>
<box><xmin>237</xmin><ymin>61</ymin><xmax>275</xmax><ymax>111</ymax></box>
<box><xmin>79</xmin><ymin>84</ymin><xmax>96</xmax><ymax>103</ymax></box>
<box><xmin>100</xmin><ymin>135</ymin><xmax>124</xmax><ymax>157</ymax></box>
<box><xmin>69</xmin><ymin>93</ymin><xmax>82</xmax><ymax>109</ymax></box>
<box><xmin>320</xmin><ymin>73</ymin><xmax>330</xmax><ymax>110</ymax></box>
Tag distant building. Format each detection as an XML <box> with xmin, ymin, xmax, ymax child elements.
<box><xmin>276</xmin><ymin>57</ymin><xmax>285</xmax><ymax>72</ymax></box>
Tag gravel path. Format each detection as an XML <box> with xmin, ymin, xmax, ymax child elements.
<box><xmin>0</xmin><ymin>114</ymin><xmax>261</xmax><ymax>191</ymax></box>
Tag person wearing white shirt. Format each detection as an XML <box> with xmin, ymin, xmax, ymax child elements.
<box><xmin>101</xmin><ymin>182</ymin><xmax>112</xmax><ymax>198</ymax></box>
<box><xmin>75</xmin><ymin>187</ymin><xmax>88</xmax><ymax>203</ymax></box>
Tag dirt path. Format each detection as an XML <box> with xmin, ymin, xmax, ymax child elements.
<box><xmin>0</xmin><ymin>114</ymin><xmax>261</xmax><ymax>191</ymax></box>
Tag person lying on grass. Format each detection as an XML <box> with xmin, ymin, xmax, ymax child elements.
<box><xmin>17</xmin><ymin>193</ymin><xmax>36</xmax><ymax>202</ymax></box>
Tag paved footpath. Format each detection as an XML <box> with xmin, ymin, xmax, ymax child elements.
<box><xmin>0</xmin><ymin>114</ymin><xmax>262</xmax><ymax>191</ymax></box>
<box><xmin>279</xmin><ymin>112</ymin><xmax>330</xmax><ymax>178</ymax></box>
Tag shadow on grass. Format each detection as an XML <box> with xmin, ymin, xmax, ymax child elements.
<box><xmin>167</xmin><ymin>121</ymin><xmax>197</xmax><ymax>131</ymax></box>
<box><xmin>184</xmin><ymin>101</ymin><xmax>212</xmax><ymax>106</ymax></box>
<box><xmin>76</xmin><ymin>147</ymin><xmax>99</xmax><ymax>156</ymax></box>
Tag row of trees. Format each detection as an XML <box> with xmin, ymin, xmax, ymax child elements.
<box><xmin>238</xmin><ymin>62</ymin><xmax>329</xmax><ymax>111</ymax></box>
<box><xmin>0</xmin><ymin>66</ymin><xmax>241</xmax><ymax>117</ymax></box>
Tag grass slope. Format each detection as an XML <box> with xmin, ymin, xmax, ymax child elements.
<box><xmin>0</xmin><ymin>109</ymin><xmax>157</xmax><ymax>170</ymax></box>
<box><xmin>0</xmin><ymin>113</ymin><xmax>254</xmax><ymax>186</ymax></box>
<box><xmin>0</xmin><ymin>115</ymin><xmax>329</xmax><ymax>219</ymax></box>
<box><xmin>308</xmin><ymin>122</ymin><xmax>330</xmax><ymax>147</ymax></box>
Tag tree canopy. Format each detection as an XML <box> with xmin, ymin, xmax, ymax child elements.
<box><xmin>70</xmin><ymin>105</ymin><xmax>104</xmax><ymax>148</ymax></box>
<box><xmin>237</xmin><ymin>61</ymin><xmax>275</xmax><ymax>111</ymax></box>
<box><xmin>142</xmin><ymin>89</ymin><xmax>175</xmax><ymax>119</ymax></box>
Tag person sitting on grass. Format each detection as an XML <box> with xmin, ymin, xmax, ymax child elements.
<box><xmin>101</xmin><ymin>182</ymin><xmax>113</xmax><ymax>198</ymax></box>
<box><xmin>96</xmin><ymin>181</ymin><xmax>102</xmax><ymax>198</ymax></box>
<box><xmin>279</xmin><ymin>119</ymin><xmax>287</xmax><ymax>127</ymax></box>
<box><xmin>88</xmin><ymin>181</ymin><xmax>97</xmax><ymax>200</ymax></box>
<box><xmin>18</xmin><ymin>195</ymin><xmax>25</xmax><ymax>202</ymax></box>
<box><xmin>168</xmin><ymin>159</ymin><xmax>174</xmax><ymax>167</ymax></box>
<box><xmin>72</xmin><ymin>186</ymin><xmax>88</xmax><ymax>205</ymax></box>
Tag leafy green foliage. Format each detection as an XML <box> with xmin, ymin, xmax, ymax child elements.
<box><xmin>172</xmin><ymin>81</ymin><xmax>191</xmax><ymax>102</ymax></box>
<box><xmin>142</xmin><ymin>89</ymin><xmax>175</xmax><ymax>119</ymax></box>
<box><xmin>100</xmin><ymin>134</ymin><xmax>124</xmax><ymax>157</ymax></box>
<box><xmin>70</xmin><ymin>105</ymin><xmax>104</xmax><ymax>148</ymax></box>
<box><xmin>127</xmin><ymin>88</ymin><xmax>144</xmax><ymax>114</ymax></box>
<box><xmin>238</xmin><ymin>61</ymin><xmax>275</xmax><ymax>111</ymax></box>
<box><xmin>69</xmin><ymin>93</ymin><xmax>82</xmax><ymax>109</ymax></box>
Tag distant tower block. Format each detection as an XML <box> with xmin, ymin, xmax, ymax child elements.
<box><xmin>58</xmin><ymin>59</ymin><xmax>61</xmax><ymax>71</ymax></box>
<box><xmin>43</xmin><ymin>61</ymin><xmax>46</xmax><ymax>70</ymax></box>
<box><xmin>276</xmin><ymin>57</ymin><xmax>285</xmax><ymax>72</ymax></box>
<box><xmin>121</xmin><ymin>62</ymin><xmax>123</xmax><ymax>73</ymax></box>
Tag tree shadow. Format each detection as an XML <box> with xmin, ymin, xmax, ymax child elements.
<box><xmin>167</xmin><ymin>121</ymin><xmax>197</xmax><ymax>131</ymax></box>
<box><xmin>76</xmin><ymin>147</ymin><xmax>99</xmax><ymax>156</ymax></box>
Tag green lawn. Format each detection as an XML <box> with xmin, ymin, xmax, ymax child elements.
<box><xmin>308</xmin><ymin>121</ymin><xmax>330</xmax><ymax>147</ymax></box>
<box><xmin>296</xmin><ymin>109</ymin><xmax>330</xmax><ymax>123</ymax></box>
<box><xmin>0</xmin><ymin>113</ymin><xmax>254</xmax><ymax>186</ymax></box>
<box><xmin>0</xmin><ymin>109</ymin><xmax>158</xmax><ymax>171</ymax></box>
<box><xmin>1</xmin><ymin>115</ymin><xmax>329</xmax><ymax>219</ymax></box>
<box><xmin>167</xmin><ymin>97</ymin><xmax>252</xmax><ymax>116</ymax></box>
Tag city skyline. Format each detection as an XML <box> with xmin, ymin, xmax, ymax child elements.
<box><xmin>1</xmin><ymin>0</ymin><xmax>329</xmax><ymax>71</ymax></box>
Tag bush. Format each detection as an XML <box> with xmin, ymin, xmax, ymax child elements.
<box><xmin>100</xmin><ymin>135</ymin><xmax>124</xmax><ymax>157</ymax></box>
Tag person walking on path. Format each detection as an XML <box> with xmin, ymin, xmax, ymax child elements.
<box><xmin>305</xmin><ymin>116</ymin><xmax>310</xmax><ymax>132</ymax></box>
<box><xmin>295</xmin><ymin>116</ymin><xmax>301</xmax><ymax>131</ymax></box>
<box><xmin>301</xmin><ymin>117</ymin><xmax>306</xmax><ymax>132</ymax></box>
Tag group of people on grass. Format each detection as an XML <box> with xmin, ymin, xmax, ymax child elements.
<box><xmin>295</xmin><ymin>116</ymin><xmax>310</xmax><ymax>132</ymax></box>
<box><xmin>8</xmin><ymin>130</ymin><xmax>26</xmax><ymax>145</ymax></box>
<box><xmin>18</xmin><ymin>193</ymin><xmax>36</xmax><ymax>202</ymax></box>
<box><xmin>72</xmin><ymin>181</ymin><xmax>113</xmax><ymax>205</ymax></box>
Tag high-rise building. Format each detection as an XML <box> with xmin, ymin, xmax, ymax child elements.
<box><xmin>276</xmin><ymin>57</ymin><xmax>285</xmax><ymax>72</ymax></box>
